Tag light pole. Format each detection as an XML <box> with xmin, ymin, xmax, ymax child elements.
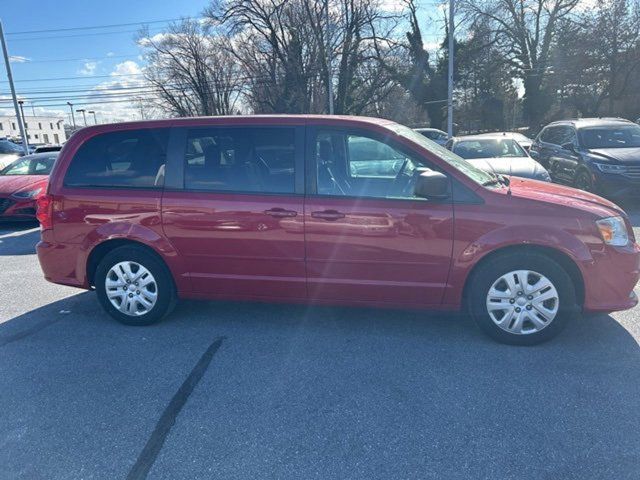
<box><xmin>447</xmin><ymin>0</ymin><xmax>455</xmax><ymax>138</ymax></box>
<box><xmin>325</xmin><ymin>0</ymin><xmax>334</xmax><ymax>114</ymax></box>
<box><xmin>17</xmin><ymin>99</ymin><xmax>27</xmax><ymax>130</ymax></box>
<box><xmin>76</xmin><ymin>108</ymin><xmax>87</xmax><ymax>126</ymax></box>
<box><xmin>88</xmin><ymin>110</ymin><xmax>98</xmax><ymax>124</ymax></box>
<box><xmin>0</xmin><ymin>20</ymin><xmax>29</xmax><ymax>155</ymax></box>
<box><xmin>67</xmin><ymin>102</ymin><xmax>76</xmax><ymax>129</ymax></box>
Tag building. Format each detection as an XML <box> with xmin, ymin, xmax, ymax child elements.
<box><xmin>0</xmin><ymin>115</ymin><xmax>67</xmax><ymax>145</ymax></box>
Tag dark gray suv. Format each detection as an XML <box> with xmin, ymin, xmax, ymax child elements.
<box><xmin>530</xmin><ymin>118</ymin><xmax>640</xmax><ymax>199</ymax></box>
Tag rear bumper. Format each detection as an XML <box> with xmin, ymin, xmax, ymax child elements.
<box><xmin>36</xmin><ymin>240</ymin><xmax>89</xmax><ymax>289</ymax></box>
<box><xmin>583</xmin><ymin>242</ymin><xmax>640</xmax><ymax>312</ymax></box>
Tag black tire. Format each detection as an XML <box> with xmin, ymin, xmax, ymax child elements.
<box><xmin>467</xmin><ymin>252</ymin><xmax>578</xmax><ymax>345</ymax></box>
<box><xmin>573</xmin><ymin>169</ymin><xmax>594</xmax><ymax>192</ymax></box>
<box><xmin>94</xmin><ymin>245</ymin><xmax>177</xmax><ymax>326</ymax></box>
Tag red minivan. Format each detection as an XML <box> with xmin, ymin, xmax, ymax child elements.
<box><xmin>36</xmin><ymin>116</ymin><xmax>640</xmax><ymax>344</ymax></box>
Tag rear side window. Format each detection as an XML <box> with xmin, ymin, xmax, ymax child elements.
<box><xmin>64</xmin><ymin>129</ymin><xmax>169</xmax><ymax>188</ymax></box>
<box><xmin>184</xmin><ymin>127</ymin><xmax>295</xmax><ymax>194</ymax></box>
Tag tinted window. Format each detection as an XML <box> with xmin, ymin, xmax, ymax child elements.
<box><xmin>184</xmin><ymin>127</ymin><xmax>295</xmax><ymax>194</ymax></box>
<box><xmin>316</xmin><ymin>131</ymin><xmax>430</xmax><ymax>199</ymax></box>
<box><xmin>64</xmin><ymin>129</ymin><xmax>169</xmax><ymax>188</ymax></box>
<box><xmin>1</xmin><ymin>154</ymin><xmax>57</xmax><ymax>175</ymax></box>
<box><xmin>540</xmin><ymin>126</ymin><xmax>563</xmax><ymax>145</ymax></box>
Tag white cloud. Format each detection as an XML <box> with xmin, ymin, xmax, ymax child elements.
<box><xmin>9</xmin><ymin>55</ymin><xmax>30</xmax><ymax>63</ymax></box>
<box><xmin>106</xmin><ymin>51</ymin><xmax>115</xmax><ymax>57</ymax></box>
<box><xmin>78</xmin><ymin>61</ymin><xmax>99</xmax><ymax>76</ymax></box>
<box><xmin>111</xmin><ymin>60</ymin><xmax>142</xmax><ymax>76</ymax></box>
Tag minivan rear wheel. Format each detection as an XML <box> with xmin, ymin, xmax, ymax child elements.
<box><xmin>95</xmin><ymin>246</ymin><xmax>176</xmax><ymax>326</ymax></box>
<box><xmin>467</xmin><ymin>253</ymin><xmax>577</xmax><ymax>345</ymax></box>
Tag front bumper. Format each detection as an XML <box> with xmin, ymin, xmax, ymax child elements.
<box><xmin>583</xmin><ymin>241</ymin><xmax>640</xmax><ymax>312</ymax></box>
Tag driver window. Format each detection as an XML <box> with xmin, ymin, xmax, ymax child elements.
<box><xmin>316</xmin><ymin>131</ymin><xmax>427</xmax><ymax>199</ymax></box>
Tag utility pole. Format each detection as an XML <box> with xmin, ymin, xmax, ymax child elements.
<box><xmin>0</xmin><ymin>20</ymin><xmax>29</xmax><ymax>155</ymax></box>
<box><xmin>67</xmin><ymin>102</ymin><xmax>76</xmax><ymax>129</ymax></box>
<box><xmin>76</xmin><ymin>108</ymin><xmax>87</xmax><ymax>126</ymax></box>
<box><xmin>447</xmin><ymin>0</ymin><xmax>455</xmax><ymax>138</ymax></box>
<box><xmin>325</xmin><ymin>0</ymin><xmax>334</xmax><ymax>115</ymax></box>
<box><xmin>88</xmin><ymin>110</ymin><xmax>97</xmax><ymax>124</ymax></box>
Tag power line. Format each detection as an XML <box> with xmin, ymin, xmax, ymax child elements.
<box><xmin>12</xmin><ymin>53</ymin><xmax>140</xmax><ymax>64</ymax></box>
<box><xmin>6</xmin><ymin>26</ymin><xmax>165</xmax><ymax>42</ymax></box>
<box><xmin>6</xmin><ymin>17</ymin><xmax>195</xmax><ymax>35</ymax></box>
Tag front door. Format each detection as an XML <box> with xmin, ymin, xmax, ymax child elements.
<box><xmin>304</xmin><ymin>129</ymin><xmax>454</xmax><ymax>307</ymax></box>
<box><xmin>162</xmin><ymin>125</ymin><xmax>307</xmax><ymax>300</ymax></box>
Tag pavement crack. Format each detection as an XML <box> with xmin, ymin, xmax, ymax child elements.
<box><xmin>126</xmin><ymin>336</ymin><xmax>226</xmax><ymax>480</ymax></box>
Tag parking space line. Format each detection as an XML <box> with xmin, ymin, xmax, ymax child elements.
<box><xmin>0</xmin><ymin>317</ymin><xmax>62</xmax><ymax>348</ymax></box>
<box><xmin>0</xmin><ymin>227</ymin><xmax>39</xmax><ymax>240</ymax></box>
<box><xmin>126</xmin><ymin>336</ymin><xmax>226</xmax><ymax>480</ymax></box>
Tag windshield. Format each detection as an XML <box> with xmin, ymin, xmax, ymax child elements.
<box><xmin>453</xmin><ymin>139</ymin><xmax>526</xmax><ymax>159</ymax></box>
<box><xmin>392</xmin><ymin>124</ymin><xmax>498</xmax><ymax>186</ymax></box>
<box><xmin>0</xmin><ymin>154</ymin><xmax>57</xmax><ymax>175</ymax></box>
<box><xmin>580</xmin><ymin>125</ymin><xmax>640</xmax><ymax>149</ymax></box>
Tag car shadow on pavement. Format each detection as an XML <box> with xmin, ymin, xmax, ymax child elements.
<box><xmin>1</xmin><ymin>294</ymin><xmax>640</xmax><ymax>479</ymax></box>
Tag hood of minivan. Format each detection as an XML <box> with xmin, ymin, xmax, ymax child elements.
<box><xmin>0</xmin><ymin>175</ymin><xmax>47</xmax><ymax>195</ymax></box>
<box><xmin>466</xmin><ymin>156</ymin><xmax>547</xmax><ymax>180</ymax></box>
<box><xmin>506</xmin><ymin>177</ymin><xmax>623</xmax><ymax>218</ymax></box>
<box><xmin>588</xmin><ymin>147</ymin><xmax>640</xmax><ymax>164</ymax></box>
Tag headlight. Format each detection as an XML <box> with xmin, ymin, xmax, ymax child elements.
<box><xmin>536</xmin><ymin>169</ymin><xmax>551</xmax><ymax>181</ymax></box>
<box><xmin>596</xmin><ymin>216</ymin><xmax>629</xmax><ymax>246</ymax></box>
<box><xmin>594</xmin><ymin>163</ymin><xmax>627</xmax><ymax>174</ymax></box>
<box><xmin>12</xmin><ymin>187</ymin><xmax>42</xmax><ymax>199</ymax></box>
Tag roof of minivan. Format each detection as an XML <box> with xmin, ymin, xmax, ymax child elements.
<box><xmin>546</xmin><ymin>118</ymin><xmax>635</xmax><ymax>128</ymax></box>
<box><xmin>71</xmin><ymin>114</ymin><xmax>397</xmax><ymax>134</ymax></box>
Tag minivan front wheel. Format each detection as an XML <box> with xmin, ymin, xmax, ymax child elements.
<box><xmin>468</xmin><ymin>253</ymin><xmax>577</xmax><ymax>345</ymax></box>
<box><xmin>95</xmin><ymin>246</ymin><xmax>176</xmax><ymax>326</ymax></box>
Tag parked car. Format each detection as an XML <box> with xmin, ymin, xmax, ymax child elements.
<box><xmin>0</xmin><ymin>139</ymin><xmax>25</xmax><ymax>170</ymax></box>
<box><xmin>36</xmin><ymin>116</ymin><xmax>639</xmax><ymax>345</ymax></box>
<box><xmin>446</xmin><ymin>134</ymin><xmax>551</xmax><ymax>181</ymax></box>
<box><xmin>475</xmin><ymin>132</ymin><xmax>534</xmax><ymax>152</ymax></box>
<box><xmin>530</xmin><ymin>118</ymin><xmax>640</xmax><ymax>199</ymax></box>
<box><xmin>414</xmin><ymin>128</ymin><xmax>449</xmax><ymax>146</ymax></box>
<box><xmin>0</xmin><ymin>152</ymin><xmax>57</xmax><ymax>221</ymax></box>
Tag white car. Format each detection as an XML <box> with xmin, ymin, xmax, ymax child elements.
<box><xmin>414</xmin><ymin>128</ymin><xmax>449</xmax><ymax>146</ymax></box>
<box><xmin>0</xmin><ymin>140</ymin><xmax>24</xmax><ymax>170</ymax></box>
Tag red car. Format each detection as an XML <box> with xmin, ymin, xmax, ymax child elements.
<box><xmin>0</xmin><ymin>152</ymin><xmax>57</xmax><ymax>221</ymax></box>
<box><xmin>36</xmin><ymin>116</ymin><xmax>640</xmax><ymax>345</ymax></box>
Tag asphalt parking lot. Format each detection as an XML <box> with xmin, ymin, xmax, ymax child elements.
<box><xmin>1</xmin><ymin>213</ymin><xmax>640</xmax><ymax>480</ymax></box>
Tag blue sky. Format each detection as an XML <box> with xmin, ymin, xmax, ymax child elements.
<box><xmin>1</xmin><ymin>0</ymin><xmax>446</xmax><ymax>124</ymax></box>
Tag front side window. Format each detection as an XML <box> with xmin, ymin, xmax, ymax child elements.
<box><xmin>316</xmin><ymin>131</ymin><xmax>429</xmax><ymax>199</ymax></box>
<box><xmin>64</xmin><ymin>128</ymin><xmax>169</xmax><ymax>188</ymax></box>
<box><xmin>391</xmin><ymin>124</ymin><xmax>496</xmax><ymax>186</ymax></box>
<box><xmin>184</xmin><ymin>127</ymin><xmax>295</xmax><ymax>194</ymax></box>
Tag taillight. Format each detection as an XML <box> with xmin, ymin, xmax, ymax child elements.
<box><xmin>36</xmin><ymin>194</ymin><xmax>53</xmax><ymax>231</ymax></box>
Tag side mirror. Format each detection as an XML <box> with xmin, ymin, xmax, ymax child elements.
<box><xmin>414</xmin><ymin>171</ymin><xmax>449</xmax><ymax>200</ymax></box>
<box><xmin>561</xmin><ymin>142</ymin><xmax>575</xmax><ymax>152</ymax></box>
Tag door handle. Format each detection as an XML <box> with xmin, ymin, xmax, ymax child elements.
<box><xmin>311</xmin><ymin>210</ymin><xmax>346</xmax><ymax>221</ymax></box>
<box><xmin>264</xmin><ymin>208</ymin><xmax>297</xmax><ymax>218</ymax></box>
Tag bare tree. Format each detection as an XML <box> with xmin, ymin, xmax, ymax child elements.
<box><xmin>462</xmin><ymin>0</ymin><xmax>580</xmax><ymax>127</ymax></box>
<box><xmin>206</xmin><ymin>0</ymin><xmax>401</xmax><ymax>115</ymax></box>
<box><xmin>140</xmin><ymin>19</ymin><xmax>242</xmax><ymax>117</ymax></box>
